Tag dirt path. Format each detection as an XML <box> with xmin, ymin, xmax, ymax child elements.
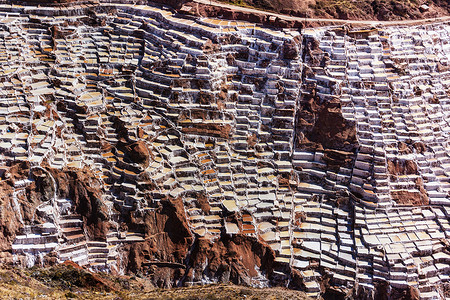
<box><xmin>193</xmin><ymin>0</ymin><xmax>450</xmax><ymax>26</ymax></box>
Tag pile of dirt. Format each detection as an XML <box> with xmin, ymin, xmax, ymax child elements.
<box><xmin>391</xmin><ymin>190</ymin><xmax>429</xmax><ymax>206</ymax></box>
<box><xmin>0</xmin><ymin>162</ymin><xmax>108</xmax><ymax>263</ymax></box>
<box><xmin>119</xmin><ymin>140</ymin><xmax>151</xmax><ymax>167</ymax></box>
<box><xmin>307</xmin><ymin>99</ymin><xmax>358</xmax><ymax>153</ymax></box>
<box><xmin>181</xmin><ymin>123</ymin><xmax>233</xmax><ymax>138</ymax></box>
<box><xmin>0</xmin><ymin>163</ymin><xmax>109</xmax><ymax>245</ymax></box>
<box><xmin>0</xmin><ymin>173</ymin><xmax>30</xmax><ymax>263</ymax></box>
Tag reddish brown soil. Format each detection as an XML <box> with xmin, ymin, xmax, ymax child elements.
<box><xmin>295</xmin><ymin>92</ymin><xmax>358</xmax><ymax>171</ymax></box>
<box><xmin>182</xmin><ymin>1</ymin><xmax>305</xmax><ymax>28</ymax></box>
<box><xmin>365</xmin><ymin>280</ymin><xmax>419</xmax><ymax>300</ymax></box>
<box><xmin>293</xmin><ymin>38</ymin><xmax>358</xmax><ymax>173</ymax></box>
<box><xmin>118</xmin><ymin>195</ymin><xmax>281</xmax><ymax>288</ymax></box>
<box><xmin>181</xmin><ymin>123</ymin><xmax>232</xmax><ymax>139</ymax></box>
<box><xmin>196</xmin><ymin>193</ymin><xmax>211</xmax><ymax>214</ymax></box>
<box><xmin>391</xmin><ymin>190</ymin><xmax>429</xmax><ymax>206</ymax></box>
<box><xmin>121</xmin><ymin>197</ymin><xmax>193</xmax><ymax>287</ymax></box>
<box><xmin>186</xmin><ymin>234</ymin><xmax>276</xmax><ymax>286</ymax></box>
<box><xmin>61</xmin><ymin>261</ymin><xmax>118</xmax><ymax>292</ymax></box>
<box><xmin>387</xmin><ymin>159</ymin><xmax>418</xmax><ymax>175</ymax></box>
<box><xmin>246</xmin><ymin>133</ymin><xmax>257</xmax><ymax>149</ymax></box>
<box><xmin>0</xmin><ymin>180</ymin><xmax>24</xmax><ymax>262</ymax></box>
<box><xmin>308</xmin><ymin>100</ymin><xmax>357</xmax><ymax>152</ymax></box>
<box><xmin>122</xmin><ymin>140</ymin><xmax>151</xmax><ymax>166</ymax></box>
<box><xmin>0</xmin><ymin>163</ymin><xmax>43</xmax><ymax>263</ymax></box>
<box><xmin>44</xmin><ymin>167</ymin><xmax>108</xmax><ymax>240</ymax></box>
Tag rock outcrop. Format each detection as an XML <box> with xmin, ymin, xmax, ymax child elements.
<box><xmin>186</xmin><ymin>234</ymin><xmax>276</xmax><ymax>286</ymax></box>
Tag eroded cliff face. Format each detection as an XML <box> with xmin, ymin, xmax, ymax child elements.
<box><xmin>186</xmin><ymin>234</ymin><xmax>276</xmax><ymax>286</ymax></box>
<box><xmin>0</xmin><ymin>164</ymin><xmax>36</xmax><ymax>263</ymax></box>
<box><xmin>295</xmin><ymin>38</ymin><xmax>358</xmax><ymax>175</ymax></box>
<box><xmin>116</xmin><ymin>197</ymin><xmax>279</xmax><ymax>288</ymax></box>
<box><xmin>0</xmin><ymin>163</ymin><xmax>108</xmax><ymax>264</ymax></box>
<box><xmin>121</xmin><ymin>197</ymin><xmax>192</xmax><ymax>281</ymax></box>
<box><xmin>295</xmin><ymin>92</ymin><xmax>358</xmax><ymax>169</ymax></box>
<box><xmin>49</xmin><ymin>167</ymin><xmax>109</xmax><ymax>240</ymax></box>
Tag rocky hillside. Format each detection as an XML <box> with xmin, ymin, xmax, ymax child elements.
<box><xmin>0</xmin><ymin>0</ymin><xmax>449</xmax><ymax>299</ymax></box>
<box><xmin>221</xmin><ymin>0</ymin><xmax>450</xmax><ymax>21</ymax></box>
<box><xmin>0</xmin><ymin>262</ymin><xmax>308</xmax><ymax>299</ymax></box>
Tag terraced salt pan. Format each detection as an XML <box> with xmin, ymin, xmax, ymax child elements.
<box><xmin>0</xmin><ymin>1</ymin><xmax>447</xmax><ymax>297</ymax></box>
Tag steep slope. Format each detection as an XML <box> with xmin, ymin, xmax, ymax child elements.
<box><xmin>0</xmin><ymin>1</ymin><xmax>448</xmax><ymax>299</ymax></box>
<box><xmin>0</xmin><ymin>264</ymin><xmax>310</xmax><ymax>299</ymax></box>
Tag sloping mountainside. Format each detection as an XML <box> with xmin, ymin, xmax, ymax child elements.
<box><xmin>0</xmin><ymin>263</ymin><xmax>308</xmax><ymax>299</ymax></box>
<box><xmin>0</xmin><ymin>0</ymin><xmax>449</xmax><ymax>299</ymax></box>
<box><xmin>221</xmin><ymin>0</ymin><xmax>450</xmax><ymax>21</ymax></box>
